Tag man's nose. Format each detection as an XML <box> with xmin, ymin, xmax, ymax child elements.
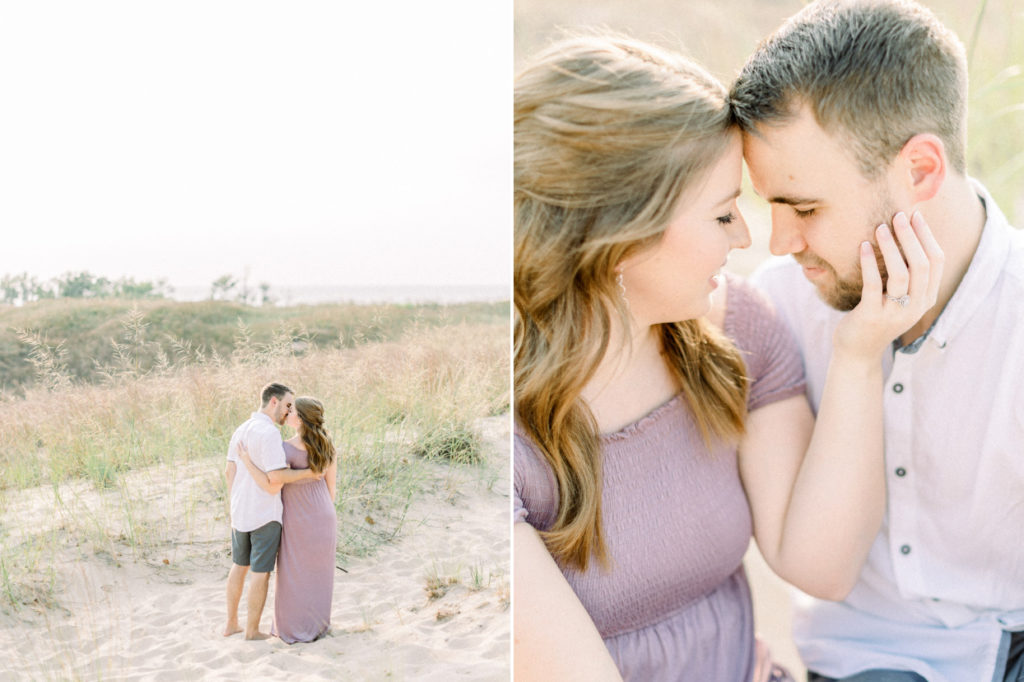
<box><xmin>729</xmin><ymin>211</ymin><xmax>752</xmax><ymax>250</ymax></box>
<box><xmin>768</xmin><ymin>207</ymin><xmax>808</xmax><ymax>256</ymax></box>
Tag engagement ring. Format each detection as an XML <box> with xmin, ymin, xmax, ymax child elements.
<box><xmin>886</xmin><ymin>294</ymin><xmax>910</xmax><ymax>307</ymax></box>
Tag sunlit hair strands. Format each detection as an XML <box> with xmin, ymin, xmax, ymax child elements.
<box><xmin>514</xmin><ymin>34</ymin><xmax>749</xmax><ymax>572</ymax></box>
<box><xmin>294</xmin><ymin>396</ymin><xmax>336</xmax><ymax>475</ymax></box>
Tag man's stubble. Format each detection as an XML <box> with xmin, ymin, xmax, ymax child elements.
<box><xmin>805</xmin><ymin>190</ymin><xmax>899</xmax><ymax>312</ymax></box>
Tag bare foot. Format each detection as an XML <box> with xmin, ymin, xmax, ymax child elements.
<box><xmin>223</xmin><ymin>623</ymin><xmax>243</xmax><ymax>637</ymax></box>
<box><xmin>245</xmin><ymin>631</ymin><xmax>272</xmax><ymax>641</ymax></box>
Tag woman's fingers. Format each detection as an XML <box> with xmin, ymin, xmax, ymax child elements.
<box><xmin>839</xmin><ymin>210</ymin><xmax>945</xmax><ymax>356</ymax></box>
<box><xmin>909</xmin><ymin>210</ymin><xmax>945</xmax><ymax>306</ymax></box>
<box><xmin>860</xmin><ymin>240</ymin><xmax>883</xmax><ymax>304</ymax></box>
<box><xmin>875</xmin><ymin>211</ymin><xmax>944</xmax><ymax>316</ymax></box>
<box><xmin>876</xmin><ymin>221</ymin><xmax>909</xmax><ymax>298</ymax></box>
<box><xmin>891</xmin><ymin>212</ymin><xmax>929</xmax><ymax>302</ymax></box>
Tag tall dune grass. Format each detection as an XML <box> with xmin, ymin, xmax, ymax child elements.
<box><xmin>0</xmin><ymin>308</ymin><xmax>509</xmax><ymax>613</ymax></box>
<box><xmin>0</xmin><ymin>298</ymin><xmax>508</xmax><ymax>391</ymax></box>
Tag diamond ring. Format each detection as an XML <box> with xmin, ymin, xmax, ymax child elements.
<box><xmin>885</xmin><ymin>294</ymin><xmax>910</xmax><ymax>307</ymax></box>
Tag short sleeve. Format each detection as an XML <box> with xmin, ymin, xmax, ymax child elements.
<box><xmin>723</xmin><ymin>274</ymin><xmax>807</xmax><ymax>412</ymax></box>
<box><xmin>257</xmin><ymin>427</ymin><xmax>288</xmax><ymax>472</ymax></box>
<box><xmin>514</xmin><ymin>476</ymin><xmax>528</xmax><ymax>523</ymax></box>
<box><xmin>513</xmin><ymin>428</ymin><xmax>559</xmax><ymax>530</ymax></box>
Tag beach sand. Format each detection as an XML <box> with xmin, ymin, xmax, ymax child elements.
<box><xmin>0</xmin><ymin>416</ymin><xmax>510</xmax><ymax>681</ymax></box>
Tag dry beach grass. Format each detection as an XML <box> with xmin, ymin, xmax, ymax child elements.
<box><xmin>0</xmin><ymin>306</ymin><xmax>509</xmax><ymax>680</ymax></box>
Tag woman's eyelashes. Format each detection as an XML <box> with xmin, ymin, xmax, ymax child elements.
<box><xmin>793</xmin><ymin>206</ymin><xmax>817</xmax><ymax>219</ymax></box>
<box><xmin>716</xmin><ymin>212</ymin><xmax>736</xmax><ymax>226</ymax></box>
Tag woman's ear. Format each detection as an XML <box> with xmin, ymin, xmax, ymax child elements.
<box><xmin>897</xmin><ymin>133</ymin><xmax>946</xmax><ymax>203</ymax></box>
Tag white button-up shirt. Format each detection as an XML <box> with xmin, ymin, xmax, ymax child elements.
<box><xmin>752</xmin><ymin>181</ymin><xmax>1024</xmax><ymax>682</ymax></box>
<box><xmin>226</xmin><ymin>411</ymin><xmax>288</xmax><ymax>532</ymax></box>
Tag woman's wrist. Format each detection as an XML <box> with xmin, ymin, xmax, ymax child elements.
<box><xmin>830</xmin><ymin>323</ymin><xmax>892</xmax><ymax>367</ymax></box>
<box><xmin>828</xmin><ymin>344</ymin><xmax>884</xmax><ymax>378</ymax></box>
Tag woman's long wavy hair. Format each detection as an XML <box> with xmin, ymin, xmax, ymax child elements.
<box><xmin>515</xmin><ymin>34</ymin><xmax>750</xmax><ymax>572</ymax></box>
<box><xmin>294</xmin><ymin>397</ymin><xmax>336</xmax><ymax>474</ymax></box>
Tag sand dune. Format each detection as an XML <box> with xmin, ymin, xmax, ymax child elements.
<box><xmin>0</xmin><ymin>416</ymin><xmax>510</xmax><ymax>681</ymax></box>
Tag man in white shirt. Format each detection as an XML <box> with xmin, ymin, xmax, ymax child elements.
<box><xmin>730</xmin><ymin>1</ymin><xmax>1024</xmax><ymax>681</ymax></box>
<box><xmin>222</xmin><ymin>382</ymin><xmax>316</xmax><ymax>640</ymax></box>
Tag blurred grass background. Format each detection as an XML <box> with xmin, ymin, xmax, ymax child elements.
<box><xmin>0</xmin><ymin>299</ymin><xmax>507</xmax><ymax>392</ymax></box>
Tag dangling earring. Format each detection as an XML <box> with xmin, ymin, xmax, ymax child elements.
<box><xmin>616</xmin><ymin>269</ymin><xmax>629</xmax><ymax>308</ymax></box>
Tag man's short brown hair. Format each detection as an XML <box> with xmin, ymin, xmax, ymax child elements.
<box><xmin>260</xmin><ymin>382</ymin><xmax>292</xmax><ymax>407</ymax></box>
<box><xmin>730</xmin><ymin>0</ymin><xmax>967</xmax><ymax>179</ymax></box>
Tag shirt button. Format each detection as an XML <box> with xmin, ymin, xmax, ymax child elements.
<box><xmin>895</xmin><ymin>467</ymin><xmax>907</xmax><ymax>477</ymax></box>
<box><xmin>900</xmin><ymin>544</ymin><xmax>911</xmax><ymax>555</ymax></box>
<box><xmin>893</xmin><ymin>383</ymin><xmax>904</xmax><ymax>393</ymax></box>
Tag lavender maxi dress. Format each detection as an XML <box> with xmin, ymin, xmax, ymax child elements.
<box><xmin>272</xmin><ymin>442</ymin><xmax>338</xmax><ymax>643</ymax></box>
<box><xmin>514</xmin><ymin>276</ymin><xmax>806</xmax><ymax>681</ymax></box>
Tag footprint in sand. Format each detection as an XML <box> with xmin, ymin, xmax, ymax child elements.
<box><xmin>47</xmin><ymin>624</ymin><xmax>77</xmax><ymax>640</ymax></box>
<box><xmin>391</xmin><ymin>556</ymin><xmax>422</xmax><ymax>571</ymax></box>
<box><xmin>447</xmin><ymin>633</ymin><xmax>484</xmax><ymax>650</ymax></box>
<box><xmin>188</xmin><ymin>648</ymin><xmax>228</xmax><ymax>667</ymax></box>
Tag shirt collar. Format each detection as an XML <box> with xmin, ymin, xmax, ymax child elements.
<box><xmin>925</xmin><ymin>179</ymin><xmax>1012</xmax><ymax>350</ymax></box>
<box><xmin>251</xmin><ymin>411</ymin><xmax>274</xmax><ymax>425</ymax></box>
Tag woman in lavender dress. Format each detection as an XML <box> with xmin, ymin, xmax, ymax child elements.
<box><xmin>514</xmin><ymin>35</ymin><xmax>944</xmax><ymax>681</ymax></box>
<box><xmin>239</xmin><ymin>396</ymin><xmax>338</xmax><ymax>643</ymax></box>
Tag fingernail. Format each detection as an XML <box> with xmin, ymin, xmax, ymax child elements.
<box><xmin>861</xmin><ymin>241</ymin><xmax>872</xmax><ymax>253</ymax></box>
<box><xmin>894</xmin><ymin>211</ymin><xmax>907</xmax><ymax>223</ymax></box>
<box><xmin>911</xmin><ymin>210</ymin><xmax>922</xmax><ymax>224</ymax></box>
<box><xmin>877</xmin><ymin>224</ymin><xmax>889</xmax><ymax>236</ymax></box>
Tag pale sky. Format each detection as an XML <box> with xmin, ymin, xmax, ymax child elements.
<box><xmin>0</xmin><ymin>1</ymin><xmax>510</xmax><ymax>291</ymax></box>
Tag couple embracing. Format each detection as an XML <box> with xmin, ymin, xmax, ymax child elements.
<box><xmin>222</xmin><ymin>382</ymin><xmax>339</xmax><ymax>643</ymax></box>
<box><xmin>515</xmin><ymin>0</ymin><xmax>1023</xmax><ymax>681</ymax></box>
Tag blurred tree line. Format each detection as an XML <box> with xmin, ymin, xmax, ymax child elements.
<box><xmin>209</xmin><ymin>272</ymin><xmax>275</xmax><ymax>306</ymax></box>
<box><xmin>0</xmin><ymin>272</ymin><xmax>170</xmax><ymax>305</ymax></box>
<box><xmin>1</xmin><ymin>271</ymin><xmax>276</xmax><ymax>306</ymax></box>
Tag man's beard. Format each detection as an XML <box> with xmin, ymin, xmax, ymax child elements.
<box><xmin>797</xmin><ymin>195</ymin><xmax>897</xmax><ymax>312</ymax></box>
<box><xmin>796</xmin><ymin>249</ymin><xmax>889</xmax><ymax>311</ymax></box>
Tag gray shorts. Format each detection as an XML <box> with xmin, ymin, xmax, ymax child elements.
<box><xmin>231</xmin><ymin>521</ymin><xmax>281</xmax><ymax>573</ymax></box>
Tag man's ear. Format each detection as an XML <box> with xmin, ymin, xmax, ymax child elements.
<box><xmin>897</xmin><ymin>133</ymin><xmax>946</xmax><ymax>203</ymax></box>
